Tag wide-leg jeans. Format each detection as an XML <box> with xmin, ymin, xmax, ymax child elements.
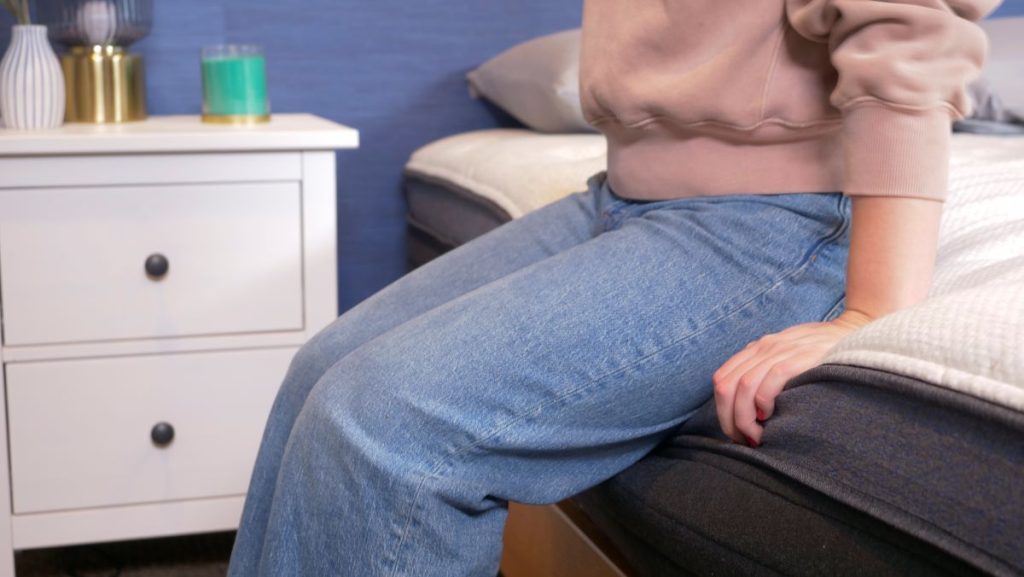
<box><xmin>229</xmin><ymin>173</ymin><xmax>851</xmax><ymax>576</ymax></box>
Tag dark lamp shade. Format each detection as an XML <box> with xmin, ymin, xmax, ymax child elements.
<box><xmin>40</xmin><ymin>0</ymin><xmax>153</xmax><ymax>47</ymax></box>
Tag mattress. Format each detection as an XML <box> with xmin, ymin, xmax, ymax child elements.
<box><xmin>403</xmin><ymin>130</ymin><xmax>1024</xmax><ymax>575</ymax></box>
<box><xmin>581</xmin><ymin>135</ymin><xmax>1024</xmax><ymax>577</ymax></box>
<box><xmin>580</xmin><ymin>135</ymin><xmax>1024</xmax><ymax>577</ymax></box>
<box><xmin>578</xmin><ymin>363</ymin><xmax>1024</xmax><ymax>577</ymax></box>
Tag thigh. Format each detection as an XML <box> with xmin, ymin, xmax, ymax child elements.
<box><xmin>293</xmin><ymin>173</ymin><xmax>609</xmax><ymax>377</ymax></box>
<box><xmin>298</xmin><ymin>190</ymin><xmax>852</xmax><ymax>503</ymax></box>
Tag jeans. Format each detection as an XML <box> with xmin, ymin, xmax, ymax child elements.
<box><xmin>228</xmin><ymin>173</ymin><xmax>852</xmax><ymax>576</ymax></box>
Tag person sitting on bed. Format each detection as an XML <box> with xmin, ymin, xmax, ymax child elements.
<box><xmin>229</xmin><ymin>0</ymin><xmax>1001</xmax><ymax>574</ymax></box>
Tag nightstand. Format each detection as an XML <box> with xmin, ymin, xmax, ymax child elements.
<box><xmin>0</xmin><ymin>114</ymin><xmax>359</xmax><ymax>576</ymax></box>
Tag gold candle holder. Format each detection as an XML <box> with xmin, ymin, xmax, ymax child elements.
<box><xmin>42</xmin><ymin>0</ymin><xmax>154</xmax><ymax>124</ymax></box>
<box><xmin>62</xmin><ymin>45</ymin><xmax>146</xmax><ymax>123</ymax></box>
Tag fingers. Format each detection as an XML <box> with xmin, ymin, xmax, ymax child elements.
<box><xmin>732</xmin><ymin>371</ymin><xmax>763</xmax><ymax>447</ymax></box>
<box><xmin>734</xmin><ymin>351</ymin><xmax>805</xmax><ymax>445</ymax></box>
<box><xmin>722</xmin><ymin>349</ymin><xmax>777</xmax><ymax>444</ymax></box>
<box><xmin>714</xmin><ymin>339</ymin><xmax>777</xmax><ymax>444</ymax></box>
<box><xmin>713</xmin><ymin>319</ymin><xmax>865</xmax><ymax>450</ymax></box>
<box><xmin>713</xmin><ymin>372</ymin><xmax>740</xmax><ymax>444</ymax></box>
<box><xmin>713</xmin><ymin>341</ymin><xmax>764</xmax><ymax>443</ymax></box>
<box><xmin>712</xmin><ymin>339</ymin><xmax>760</xmax><ymax>386</ymax></box>
<box><xmin>714</xmin><ymin>332</ymin><xmax>820</xmax><ymax>447</ymax></box>
<box><xmin>753</xmin><ymin>353</ymin><xmax>815</xmax><ymax>421</ymax></box>
<box><xmin>731</xmin><ymin>355</ymin><xmax>785</xmax><ymax>446</ymax></box>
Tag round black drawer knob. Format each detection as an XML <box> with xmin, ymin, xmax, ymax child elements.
<box><xmin>145</xmin><ymin>253</ymin><xmax>169</xmax><ymax>278</ymax></box>
<box><xmin>151</xmin><ymin>422</ymin><xmax>175</xmax><ymax>447</ymax></box>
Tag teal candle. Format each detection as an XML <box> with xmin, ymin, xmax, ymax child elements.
<box><xmin>201</xmin><ymin>45</ymin><xmax>270</xmax><ymax>122</ymax></box>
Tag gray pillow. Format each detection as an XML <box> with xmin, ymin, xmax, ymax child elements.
<box><xmin>978</xmin><ymin>17</ymin><xmax>1024</xmax><ymax>115</ymax></box>
<box><xmin>467</xmin><ymin>29</ymin><xmax>595</xmax><ymax>134</ymax></box>
<box><xmin>955</xmin><ymin>18</ymin><xmax>1024</xmax><ymax>134</ymax></box>
<box><xmin>957</xmin><ymin>77</ymin><xmax>1024</xmax><ymax>134</ymax></box>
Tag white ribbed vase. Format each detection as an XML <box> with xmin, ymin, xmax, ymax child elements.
<box><xmin>0</xmin><ymin>25</ymin><xmax>65</xmax><ymax>130</ymax></box>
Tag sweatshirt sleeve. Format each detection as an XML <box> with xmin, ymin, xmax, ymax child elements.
<box><xmin>786</xmin><ymin>0</ymin><xmax>1002</xmax><ymax>201</ymax></box>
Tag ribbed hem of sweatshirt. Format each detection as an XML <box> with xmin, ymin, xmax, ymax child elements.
<box><xmin>842</xmin><ymin>104</ymin><xmax>953</xmax><ymax>202</ymax></box>
<box><xmin>600</xmin><ymin>120</ymin><xmax>845</xmax><ymax>201</ymax></box>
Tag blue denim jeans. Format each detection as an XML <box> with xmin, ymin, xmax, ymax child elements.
<box><xmin>228</xmin><ymin>173</ymin><xmax>851</xmax><ymax>576</ymax></box>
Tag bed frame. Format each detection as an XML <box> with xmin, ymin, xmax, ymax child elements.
<box><xmin>502</xmin><ymin>503</ymin><xmax>633</xmax><ymax>577</ymax></box>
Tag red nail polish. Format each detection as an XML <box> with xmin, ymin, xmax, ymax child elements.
<box><xmin>756</xmin><ymin>409</ymin><xmax>766</xmax><ymax>422</ymax></box>
<box><xmin>745</xmin><ymin>436</ymin><xmax>760</xmax><ymax>448</ymax></box>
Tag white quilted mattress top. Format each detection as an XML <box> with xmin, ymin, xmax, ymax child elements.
<box><xmin>825</xmin><ymin>135</ymin><xmax>1024</xmax><ymax>411</ymax></box>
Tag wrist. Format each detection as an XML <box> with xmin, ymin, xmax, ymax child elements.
<box><xmin>832</xmin><ymin>308</ymin><xmax>875</xmax><ymax>331</ymax></box>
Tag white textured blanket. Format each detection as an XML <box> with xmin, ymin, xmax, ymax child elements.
<box><xmin>407</xmin><ymin>130</ymin><xmax>1024</xmax><ymax>411</ymax></box>
<box><xmin>825</xmin><ymin>135</ymin><xmax>1024</xmax><ymax>411</ymax></box>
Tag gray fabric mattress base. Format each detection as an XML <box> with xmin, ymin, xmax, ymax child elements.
<box><xmin>576</xmin><ymin>450</ymin><xmax>984</xmax><ymax>577</ymax></box>
<box><xmin>579</xmin><ymin>364</ymin><xmax>1024</xmax><ymax>577</ymax></box>
<box><xmin>403</xmin><ymin>171</ymin><xmax>512</xmax><ymax>268</ymax></box>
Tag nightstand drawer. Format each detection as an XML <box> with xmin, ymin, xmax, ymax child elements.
<box><xmin>0</xmin><ymin>182</ymin><xmax>304</xmax><ymax>346</ymax></box>
<box><xmin>6</xmin><ymin>348</ymin><xmax>295</xmax><ymax>514</ymax></box>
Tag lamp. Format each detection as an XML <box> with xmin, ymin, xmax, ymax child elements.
<box><xmin>40</xmin><ymin>0</ymin><xmax>153</xmax><ymax>123</ymax></box>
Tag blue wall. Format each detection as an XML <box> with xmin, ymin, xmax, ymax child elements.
<box><xmin>994</xmin><ymin>0</ymin><xmax>1024</xmax><ymax>16</ymax></box>
<box><xmin>142</xmin><ymin>1</ymin><xmax>582</xmax><ymax>312</ymax></box>
<box><xmin>0</xmin><ymin>0</ymin><xmax>1019</xmax><ymax>311</ymax></box>
<box><xmin>0</xmin><ymin>1</ymin><xmax>582</xmax><ymax>312</ymax></box>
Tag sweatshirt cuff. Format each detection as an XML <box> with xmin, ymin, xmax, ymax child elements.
<box><xmin>842</xmin><ymin>104</ymin><xmax>953</xmax><ymax>202</ymax></box>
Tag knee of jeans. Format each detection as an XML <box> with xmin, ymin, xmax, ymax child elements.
<box><xmin>292</xmin><ymin>355</ymin><xmax>460</xmax><ymax>475</ymax></box>
<box><xmin>283</xmin><ymin>320</ymin><xmax>353</xmax><ymax>387</ymax></box>
<box><xmin>266</xmin><ymin>333</ymin><xmax>344</xmax><ymax>427</ymax></box>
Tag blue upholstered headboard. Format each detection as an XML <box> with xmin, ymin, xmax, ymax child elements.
<box><xmin>0</xmin><ymin>0</ymin><xmax>582</xmax><ymax>312</ymax></box>
<box><xmin>0</xmin><ymin>0</ymin><xmax>1019</xmax><ymax>312</ymax></box>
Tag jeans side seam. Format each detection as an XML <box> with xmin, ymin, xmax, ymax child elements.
<box><xmin>822</xmin><ymin>296</ymin><xmax>846</xmax><ymax>322</ymax></box>
<box><xmin>383</xmin><ymin>242</ymin><xmax>835</xmax><ymax>577</ymax></box>
<box><xmin>795</xmin><ymin>195</ymin><xmax>850</xmax><ymax>269</ymax></box>
<box><xmin>813</xmin><ymin>196</ymin><xmax>850</xmax><ymax>323</ymax></box>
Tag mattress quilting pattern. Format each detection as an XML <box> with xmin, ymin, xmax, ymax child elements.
<box><xmin>825</xmin><ymin>135</ymin><xmax>1024</xmax><ymax>412</ymax></box>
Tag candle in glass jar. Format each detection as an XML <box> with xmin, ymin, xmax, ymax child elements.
<box><xmin>201</xmin><ymin>45</ymin><xmax>270</xmax><ymax>123</ymax></box>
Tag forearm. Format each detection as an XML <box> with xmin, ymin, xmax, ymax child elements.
<box><xmin>842</xmin><ymin>196</ymin><xmax>944</xmax><ymax>322</ymax></box>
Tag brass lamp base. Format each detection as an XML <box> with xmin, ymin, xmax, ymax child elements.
<box><xmin>62</xmin><ymin>46</ymin><xmax>147</xmax><ymax>124</ymax></box>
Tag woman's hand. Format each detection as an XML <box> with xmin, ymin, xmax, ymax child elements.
<box><xmin>712</xmin><ymin>310</ymin><xmax>873</xmax><ymax>447</ymax></box>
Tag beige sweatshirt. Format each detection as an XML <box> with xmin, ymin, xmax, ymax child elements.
<box><xmin>580</xmin><ymin>0</ymin><xmax>1001</xmax><ymax>202</ymax></box>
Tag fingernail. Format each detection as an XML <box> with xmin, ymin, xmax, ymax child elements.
<box><xmin>756</xmin><ymin>409</ymin><xmax>767</xmax><ymax>422</ymax></box>
<box><xmin>745</xmin><ymin>436</ymin><xmax>760</xmax><ymax>448</ymax></box>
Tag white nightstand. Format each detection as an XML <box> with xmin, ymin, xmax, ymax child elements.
<box><xmin>0</xmin><ymin>114</ymin><xmax>359</xmax><ymax>575</ymax></box>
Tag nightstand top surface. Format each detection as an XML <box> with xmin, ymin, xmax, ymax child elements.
<box><xmin>0</xmin><ymin>113</ymin><xmax>359</xmax><ymax>156</ymax></box>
